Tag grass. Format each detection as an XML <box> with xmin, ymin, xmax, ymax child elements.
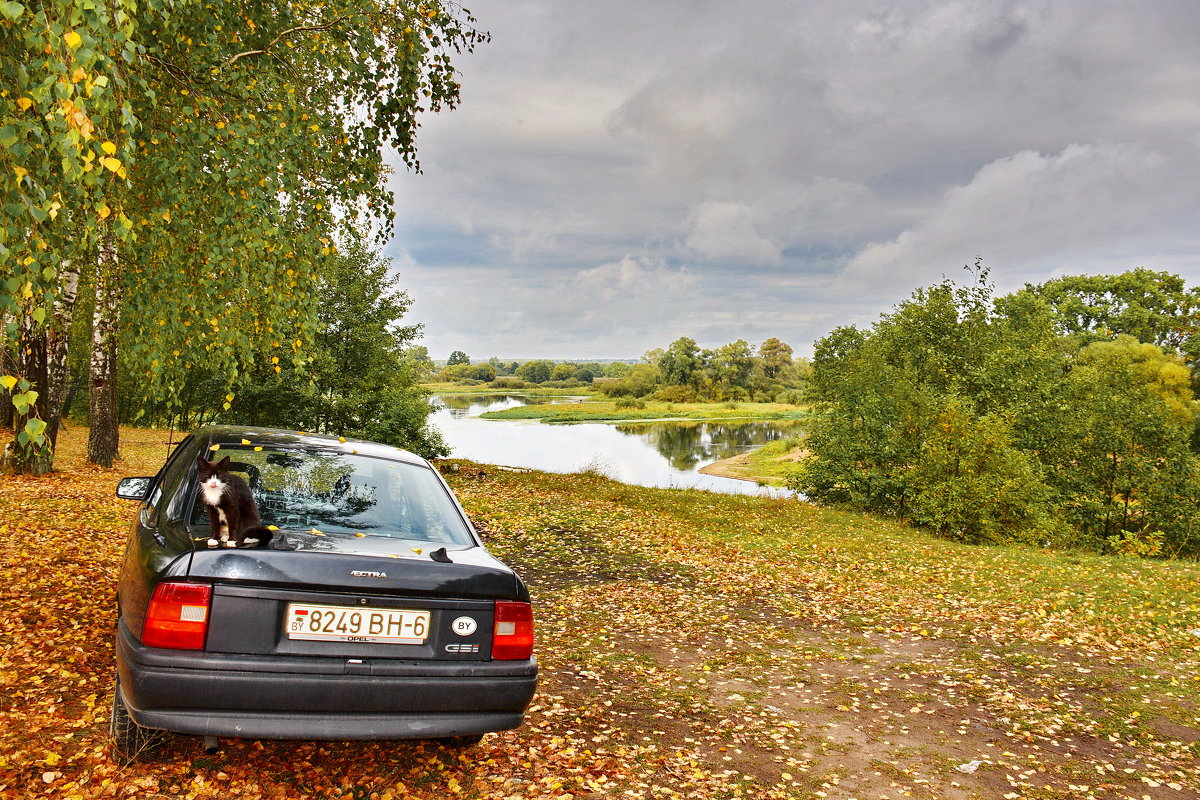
<box><xmin>3</xmin><ymin>426</ymin><xmax>1198</xmax><ymax>799</ymax></box>
<box><xmin>477</xmin><ymin>397</ymin><xmax>807</xmax><ymax>424</ymax></box>
<box><xmin>700</xmin><ymin>435</ymin><xmax>808</xmax><ymax>486</ymax></box>
<box><xmin>421</xmin><ymin>381</ymin><xmax>586</xmax><ymax>397</ymax></box>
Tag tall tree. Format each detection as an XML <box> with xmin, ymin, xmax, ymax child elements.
<box><xmin>656</xmin><ymin>337</ymin><xmax>701</xmax><ymax>387</ymax></box>
<box><xmin>2</xmin><ymin>0</ymin><xmax>487</xmax><ymax>470</ymax></box>
<box><xmin>757</xmin><ymin>337</ymin><xmax>793</xmax><ymax>380</ymax></box>
<box><xmin>707</xmin><ymin>339</ymin><xmax>755</xmax><ymax>399</ymax></box>
<box><xmin>1017</xmin><ymin>268</ymin><xmax>1200</xmax><ymax>354</ymax></box>
<box><xmin>226</xmin><ymin>235</ymin><xmax>447</xmax><ymax>458</ymax></box>
<box><xmin>1</xmin><ymin>0</ymin><xmax>139</xmax><ymax>472</ymax></box>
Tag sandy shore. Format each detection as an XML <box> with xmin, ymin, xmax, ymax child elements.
<box><xmin>700</xmin><ymin>445</ymin><xmax>809</xmax><ymax>484</ymax></box>
<box><xmin>698</xmin><ymin>452</ymin><xmax>759</xmax><ymax>482</ymax></box>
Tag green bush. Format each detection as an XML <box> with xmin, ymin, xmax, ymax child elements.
<box><xmin>794</xmin><ymin>272</ymin><xmax>1200</xmax><ymax>557</ymax></box>
<box><xmin>651</xmin><ymin>385</ymin><xmax>696</xmax><ymax>403</ymax></box>
<box><xmin>775</xmin><ymin>389</ymin><xmax>805</xmax><ymax>405</ymax></box>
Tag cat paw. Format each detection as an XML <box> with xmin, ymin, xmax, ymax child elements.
<box><xmin>207</xmin><ymin>539</ymin><xmax>219</xmax><ymax>548</ymax></box>
<box><xmin>223</xmin><ymin>541</ymin><xmax>237</xmax><ymax>548</ymax></box>
<box><xmin>243</xmin><ymin>538</ymin><xmax>259</xmax><ymax>546</ymax></box>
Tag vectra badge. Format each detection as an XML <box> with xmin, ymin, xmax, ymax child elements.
<box><xmin>350</xmin><ymin>570</ymin><xmax>387</xmax><ymax>578</ymax></box>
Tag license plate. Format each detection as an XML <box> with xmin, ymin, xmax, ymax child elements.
<box><xmin>285</xmin><ymin>603</ymin><xmax>430</xmax><ymax>644</ymax></box>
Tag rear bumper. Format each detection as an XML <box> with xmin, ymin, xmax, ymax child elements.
<box><xmin>116</xmin><ymin>623</ymin><xmax>537</xmax><ymax>740</ymax></box>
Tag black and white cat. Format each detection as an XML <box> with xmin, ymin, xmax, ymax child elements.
<box><xmin>196</xmin><ymin>455</ymin><xmax>273</xmax><ymax>548</ymax></box>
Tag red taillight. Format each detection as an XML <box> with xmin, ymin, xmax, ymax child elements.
<box><xmin>492</xmin><ymin>600</ymin><xmax>534</xmax><ymax>660</ymax></box>
<box><xmin>142</xmin><ymin>582</ymin><xmax>211</xmax><ymax>650</ymax></box>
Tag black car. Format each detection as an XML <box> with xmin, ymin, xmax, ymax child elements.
<box><xmin>111</xmin><ymin>425</ymin><xmax>537</xmax><ymax>759</ymax></box>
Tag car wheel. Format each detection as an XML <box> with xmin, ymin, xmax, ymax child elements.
<box><xmin>110</xmin><ymin>674</ymin><xmax>156</xmax><ymax>761</ymax></box>
<box><xmin>435</xmin><ymin>733</ymin><xmax>485</xmax><ymax>748</ymax></box>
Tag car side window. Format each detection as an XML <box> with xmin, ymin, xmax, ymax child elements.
<box><xmin>157</xmin><ymin>436</ymin><xmax>202</xmax><ymax>522</ymax></box>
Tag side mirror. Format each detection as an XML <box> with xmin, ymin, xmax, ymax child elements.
<box><xmin>116</xmin><ymin>477</ymin><xmax>153</xmax><ymax>501</ymax></box>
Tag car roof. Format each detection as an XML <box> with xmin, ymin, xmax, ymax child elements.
<box><xmin>190</xmin><ymin>425</ymin><xmax>431</xmax><ymax>469</ymax></box>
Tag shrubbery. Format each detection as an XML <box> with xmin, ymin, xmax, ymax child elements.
<box><xmin>791</xmin><ymin>269</ymin><xmax>1200</xmax><ymax>557</ymax></box>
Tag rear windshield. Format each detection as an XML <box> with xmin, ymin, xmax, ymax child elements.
<box><xmin>190</xmin><ymin>446</ymin><xmax>473</xmax><ymax>545</ymax></box>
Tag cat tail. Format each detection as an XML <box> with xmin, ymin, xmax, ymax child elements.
<box><xmin>241</xmin><ymin>526</ymin><xmax>275</xmax><ymax>548</ymax></box>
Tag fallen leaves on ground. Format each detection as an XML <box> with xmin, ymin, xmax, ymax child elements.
<box><xmin>1</xmin><ymin>428</ymin><xmax>1198</xmax><ymax>799</ymax></box>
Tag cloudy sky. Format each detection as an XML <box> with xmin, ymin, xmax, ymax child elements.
<box><xmin>387</xmin><ymin>0</ymin><xmax>1200</xmax><ymax>361</ymax></box>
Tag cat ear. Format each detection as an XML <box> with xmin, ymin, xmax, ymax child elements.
<box><xmin>218</xmin><ymin>455</ymin><xmax>231</xmax><ymax>468</ymax></box>
<box><xmin>196</xmin><ymin>454</ymin><xmax>208</xmax><ymax>466</ymax></box>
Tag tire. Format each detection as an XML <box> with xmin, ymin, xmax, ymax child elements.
<box><xmin>110</xmin><ymin>674</ymin><xmax>156</xmax><ymax>761</ymax></box>
<box><xmin>435</xmin><ymin>733</ymin><xmax>485</xmax><ymax>748</ymax></box>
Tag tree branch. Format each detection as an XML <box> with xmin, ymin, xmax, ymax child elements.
<box><xmin>225</xmin><ymin>14</ymin><xmax>359</xmax><ymax>67</ymax></box>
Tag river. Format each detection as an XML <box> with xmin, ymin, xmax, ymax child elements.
<box><xmin>429</xmin><ymin>394</ymin><xmax>802</xmax><ymax>496</ymax></box>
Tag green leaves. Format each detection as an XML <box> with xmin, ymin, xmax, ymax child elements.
<box><xmin>798</xmin><ymin>272</ymin><xmax>1200</xmax><ymax>557</ymax></box>
<box><xmin>16</xmin><ymin>417</ymin><xmax>46</xmax><ymax>448</ymax></box>
<box><xmin>3</xmin><ymin>0</ymin><xmax>488</xmax><ymax>468</ymax></box>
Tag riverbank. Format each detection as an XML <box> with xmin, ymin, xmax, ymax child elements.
<box><xmin>478</xmin><ymin>397</ymin><xmax>806</xmax><ymax>424</ymax></box>
<box><xmin>697</xmin><ymin>435</ymin><xmax>808</xmax><ymax>485</ymax></box>
<box><xmin>422</xmin><ymin>382</ymin><xmax>589</xmax><ymax>397</ymax></box>
<box><xmin>4</xmin><ymin>427</ymin><xmax>1199</xmax><ymax>798</ymax></box>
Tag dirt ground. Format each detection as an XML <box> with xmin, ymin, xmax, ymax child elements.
<box><xmin>482</xmin><ymin>507</ymin><xmax>1200</xmax><ymax>800</ymax></box>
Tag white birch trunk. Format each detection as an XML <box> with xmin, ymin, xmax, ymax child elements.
<box><xmin>88</xmin><ymin>235</ymin><xmax>121</xmax><ymax>467</ymax></box>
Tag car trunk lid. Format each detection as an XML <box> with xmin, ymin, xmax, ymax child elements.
<box><xmin>185</xmin><ymin>534</ymin><xmax>523</xmax><ymax>662</ymax></box>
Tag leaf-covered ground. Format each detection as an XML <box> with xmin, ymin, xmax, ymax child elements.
<box><xmin>2</xmin><ymin>427</ymin><xmax>1199</xmax><ymax>799</ymax></box>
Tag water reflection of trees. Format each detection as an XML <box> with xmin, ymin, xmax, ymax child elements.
<box><xmin>434</xmin><ymin>394</ymin><xmax>526</xmax><ymax>418</ymax></box>
<box><xmin>617</xmin><ymin>421</ymin><xmax>805</xmax><ymax>470</ymax></box>
<box><xmin>620</xmin><ymin>422</ymin><xmax>706</xmax><ymax>470</ymax></box>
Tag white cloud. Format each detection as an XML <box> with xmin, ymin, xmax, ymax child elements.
<box><xmin>837</xmin><ymin>140</ymin><xmax>1200</xmax><ymax>299</ymax></box>
<box><xmin>684</xmin><ymin>202</ymin><xmax>783</xmax><ymax>266</ymax></box>
<box><xmin>387</xmin><ymin>0</ymin><xmax>1200</xmax><ymax>359</ymax></box>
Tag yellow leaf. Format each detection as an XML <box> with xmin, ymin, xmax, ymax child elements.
<box><xmin>0</xmin><ymin>376</ymin><xmax>17</xmax><ymax>391</ymax></box>
<box><xmin>12</xmin><ymin>165</ymin><xmax>27</xmax><ymax>182</ymax></box>
<box><xmin>266</xmin><ymin>525</ymin><xmax>279</xmax><ymax>531</ymax></box>
<box><xmin>209</xmin><ymin>444</ymin><xmax>220</xmax><ymax>451</ymax></box>
<box><xmin>100</xmin><ymin>157</ymin><xmax>122</xmax><ymax>172</ymax></box>
<box><xmin>71</xmin><ymin>68</ymin><xmax>85</xmax><ymax>83</ymax></box>
<box><xmin>16</xmin><ymin>97</ymin><xmax>32</xmax><ymax>111</ymax></box>
<box><xmin>355</xmin><ymin>532</ymin><xmax>365</xmax><ymax>537</ymax></box>
<box><xmin>64</xmin><ymin>31</ymin><xmax>82</xmax><ymax>49</ymax></box>
<box><xmin>97</xmin><ymin>204</ymin><xmax>110</xmax><ymax>220</ymax></box>
<box><xmin>240</xmin><ymin>439</ymin><xmax>251</xmax><ymax>445</ymax></box>
<box><xmin>411</xmin><ymin>547</ymin><xmax>423</xmax><ymax>555</ymax></box>
<box><xmin>101</xmin><ymin>141</ymin><xmax>117</xmax><ymax>155</ymax></box>
<box><xmin>162</xmin><ymin>209</ymin><xmax>171</xmax><ymax>222</ymax></box>
<box><xmin>253</xmin><ymin>446</ymin><xmax>263</xmax><ymax>452</ymax></box>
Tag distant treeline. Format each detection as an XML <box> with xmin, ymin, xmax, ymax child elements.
<box><xmin>431</xmin><ymin>339</ymin><xmax>810</xmax><ymax>404</ymax></box>
<box><xmin>793</xmin><ymin>266</ymin><xmax>1200</xmax><ymax>559</ymax></box>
